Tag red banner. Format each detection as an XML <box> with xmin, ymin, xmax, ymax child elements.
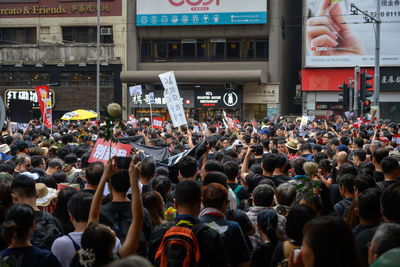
<box><xmin>88</xmin><ymin>138</ymin><xmax>132</xmax><ymax>164</ymax></box>
<box><xmin>301</xmin><ymin>68</ymin><xmax>375</xmax><ymax>91</ymax></box>
<box><xmin>35</xmin><ymin>85</ymin><xmax>52</xmax><ymax>129</ymax></box>
<box><xmin>152</xmin><ymin>117</ymin><xmax>164</xmax><ymax>129</ymax></box>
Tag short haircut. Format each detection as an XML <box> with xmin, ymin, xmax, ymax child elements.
<box><xmin>354</xmin><ymin>174</ymin><xmax>376</xmax><ymax>193</ymax></box>
<box><xmin>291</xmin><ymin>157</ymin><xmax>306</xmax><ymax>176</ymax></box>
<box><xmin>252</xmin><ymin>184</ymin><xmax>274</xmax><ymax>207</ymax></box>
<box><xmin>202</xmin><ymin>183</ymin><xmax>228</xmax><ymax>209</ymax></box>
<box><xmin>357</xmin><ymin>188</ymin><xmax>381</xmax><ymax>222</ymax></box>
<box><xmin>353</xmin><ymin>149</ymin><xmax>367</xmax><ymax>162</ymax></box>
<box><xmin>275</xmin><ymin>154</ymin><xmax>289</xmax><ymax>169</ymax></box>
<box><xmin>340</xmin><ymin>136</ymin><xmax>350</xmax><ymax>146</ymax></box>
<box><xmin>319</xmin><ymin>159</ymin><xmax>332</xmax><ymax>173</ymax></box>
<box><xmin>286</xmin><ymin>204</ymin><xmax>316</xmax><ymax>244</ymax></box>
<box><xmin>354</xmin><ymin>137</ymin><xmax>364</xmax><ymax>148</ymax></box>
<box><xmin>0</xmin><ymin>163</ymin><xmax>14</xmax><ymax>175</ymax></box>
<box><xmin>338</xmin><ymin>173</ymin><xmax>356</xmax><ymax>193</ymax></box>
<box><xmin>47</xmin><ymin>158</ymin><xmax>64</xmax><ymax>169</ymax></box>
<box><xmin>31</xmin><ymin>155</ymin><xmax>44</xmax><ymax>168</ymax></box>
<box><xmin>140</xmin><ymin>157</ymin><xmax>156</xmax><ymax>179</ymax></box>
<box><xmin>313</xmin><ymin>152</ymin><xmax>328</xmax><ymax>164</ymax></box>
<box><xmin>381</xmin><ymin>183</ymin><xmax>400</xmax><ymax>222</ymax></box>
<box><xmin>203</xmin><ymin>171</ymin><xmax>228</xmax><ymax>188</ymax></box>
<box><xmin>67</xmin><ymin>192</ymin><xmax>93</xmax><ymax>222</ymax></box>
<box><xmin>373</xmin><ymin>148</ymin><xmax>389</xmax><ymax>164</ymax></box>
<box><xmin>110</xmin><ymin>170</ymin><xmax>130</xmax><ymax>193</ymax></box>
<box><xmin>175</xmin><ymin>180</ymin><xmax>201</xmax><ymax>207</ymax></box>
<box><xmin>300</xmin><ymin>143</ymin><xmax>312</xmax><ymax>153</ymax></box>
<box><xmin>15</xmin><ymin>156</ymin><xmax>29</xmax><ymax>166</ymax></box>
<box><xmin>179</xmin><ymin>156</ymin><xmax>198</xmax><ymax>178</ymax></box>
<box><xmin>275</xmin><ymin>183</ymin><xmax>296</xmax><ymax>206</ymax></box>
<box><xmin>85</xmin><ymin>162</ymin><xmax>104</xmax><ymax>186</ymax></box>
<box><xmin>262</xmin><ymin>153</ymin><xmax>277</xmax><ymax>173</ymax></box>
<box><xmin>371</xmin><ymin>223</ymin><xmax>400</xmax><ymax>258</ymax></box>
<box><xmin>381</xmin><ymin>156</ymin><xmax>399</xmax><ymax>174</ymax></box>
<box><xmin>223</xmin><ymin>161</ymin><xmax>239</xmax><ymax>181</ymax></box>
<box><xmin>10</xmin><ymin>174</ymin><xmax>36</xmax><ymax>198</ymax></box>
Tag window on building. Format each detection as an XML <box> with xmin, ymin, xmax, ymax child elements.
<box><xmin>182</xmin><ymin>40</ymin><xmax>196</xmax><ymax>60</ymax></box>
<box><xmin>60</xmin><ymin>72</ymin><xmax>114</xmax><ymax>87</ymax></box>
<box><xmin>226</xmin><ymin>40</ymin><xmax>240</xmax><ymax>60</ymax></box>
<box><xmin>62</xmin><ymin>26</ymin><xmax>113</xmax><ymax>44</ymax></box>
<box><xmin>210</xmin><ymin>40</ymin><xmax>225</xmax><ymax>61</ymax></box>
<box><xmin>0</xmin><ymin>72</ymin><xmax>48</xmax><ymax>86</ymax></box>
<box><xmin>139</xmin><ymin>38</ymin><xmax>269</xmax><ymax>62</ymax></box>
<box><xmin>154</xmin><ymin>40</ymin><xmax>167</xmax><ymax>61</ymax></box>
<box><xmin>0</xmin><ymin>28</ymin><xmax>37</xmax><ymax>45</ymax></box>
<box><xmin>168</xmin><ymin>41</ymin><xmax>181</xmax><ymax>61</ymax></box>
<box><xmin>255</xmin><ymin>40</ymin><xmax>269</xmax><ymax>60</ymax></box>
<box><xmin>141</xmin><ymin>40</ymin><xmax>153</xmax><ymax>62</ymax></box>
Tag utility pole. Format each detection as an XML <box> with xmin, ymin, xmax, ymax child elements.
<box><xmin>349</xmin><ymin>77</ymin><xmax>353</xmax><ymax>112</ymax></box>
<box><xmin>350</xmin><ymin>3</ymin><xmax>381</xmax><ymax>119</ymax></box>
<box><xmin>96</xmin><ymin>0</ymin><xmax>101</xmax><ymax>120</ymax></box>
<box><xmin>354</xmin><ymin>66</ymin><xmax>360</xmax><ymax>117</ymax></box>
<box><xmin>374</xmin><ymin>1</ymin><xmax>381</xmax><ymax>119</ymax></box>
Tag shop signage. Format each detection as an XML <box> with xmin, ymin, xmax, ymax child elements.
<box><xmin>195</xmin><ymin>89</ymin><xmax>242</xmax><ymax>108</ymax></box>
<box><xmin>130</xmin><ymin>90</ymin><xmax>194</xmax><ymax>108</ymax></box>
<box><xmin>4</xmin><ymin>89</ymin><xmax>55</xmax><ymax>109</ymax></box>
<box><xmin>0</xmin><ymin>0</ymin><xmax>120</xmax><ymax>18</ymax></box>
<box><xmin>243</xmin><ymin>83</ymin><xmax>279</xmax><ymax>104</ymax></box>
<box><xmin>136</xmin><ymin>0</ymin><xmax>267</xmax><ymax>26</ymax></box>
<box><xmin>380</xmin><ymin>67</ymin><xmax>400</xmax><ymax>91</ymax></box>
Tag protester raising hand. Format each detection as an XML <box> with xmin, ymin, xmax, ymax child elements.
<box><xmin>306</xmin><ymin>0</ymin><xmax>365</xmax><ymax>56</ymax></box>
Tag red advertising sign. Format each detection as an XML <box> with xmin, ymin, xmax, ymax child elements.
<box><xmin>152</xmin><ymin>117</ymin><xmax>164</xmax><ymax>129</ymax></box>
<box><xmin>301</xmin><ymin>68</ymin><xmax>375</xmax><ymax>91</ymax></box>
<box><xmin>34</xmin><ymin>85</ymin><xmax>52</xmax><ymax>129</ymax></box>
<box><xmin>88</xmin><ymin>138</ymin><xmax>132</xmax><ymax>164</ymax></box>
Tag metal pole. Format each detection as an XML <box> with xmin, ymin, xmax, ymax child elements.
<box><xmin>354</xmin><ymin>66</ymin><xmax>360</xmax><ymax>116</ymax></box>
<box><xmin>374</xmin><ymin>1</ymin><xmax>381</xmax><ymax>119</ymax></box>
<box><xmin>349</xmin><ymin>77</ymin><xmax>353</xmax><ymax>112</ymax></box>
<box><xmin>96</xmin><ymin>0</ymin><xmax>100</xmax><ymax>120</ymax></box>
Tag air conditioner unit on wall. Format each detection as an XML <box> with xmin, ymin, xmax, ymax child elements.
<box><xmin>100</xmin><ymin>27</ymin><xmax>112</xmax><ymax>36</ymax></box>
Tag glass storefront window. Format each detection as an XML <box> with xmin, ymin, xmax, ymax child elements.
<box><xmin>256</xmin><ymin>40</ymin><xmax>269</xmax><ymax>60</ymax></box>
<box><xmin>182</xmin><ymin>41</ymin><xmax>196</xmax><ymax>60</ymax></box>
<box><xmin>0</xmin><ymin>72</ymin><xmax>48</xmax><ymax>86</ymax></box>
<box><xmin>226</xmin><ymin>41</ymin><xmax>240</xmax><ymax>60</ymax></box>
<box><xmin>168</xmin><ymin>41</ymin><xmax>181</xmax><ymax>61</ymax></box>
<box><xmin>60</xmin><ymin>72</ymin><xmax>114</xmax><ymax>87</ymax></box>
<box><xmin>140</xmin><ymin>39</ymin><xmax>269</xmax><ymax>62</ymax></box>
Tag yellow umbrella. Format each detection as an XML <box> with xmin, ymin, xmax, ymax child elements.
<box><xmin>61</xmin><ymin>109</ymin><xmax>97</xmax><ymax>121</ymax></box>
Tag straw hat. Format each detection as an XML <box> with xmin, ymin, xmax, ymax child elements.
<box><xmin>285</xmin><ymin>139</ymin><xmax>299</xmax><ymax>151</ymax></box>
<box><xmin>35</xmin><ymin>183</ymin><xmax>58</xmax><ymax>207</ymax></box>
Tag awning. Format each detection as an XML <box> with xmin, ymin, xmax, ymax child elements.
<box><xmin>120</xmin><ymin>70</ymin><xmax>267</xmax><ymax>84</ymax></box>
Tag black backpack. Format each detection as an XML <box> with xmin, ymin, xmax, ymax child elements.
<box><xmin>154</xmin><ymin>223</ymin><xmax>208</xmax><ymax>267</ymax></box>
<box><xmin>102</xmin><ymin>209</ymin><xmax>131</xmax><ymax>244</ymax></box>
<box><xmin>67</xmin><ymin>234</ymin><xmax>83</xmax><ymax>267</ymax></box>
<box><xmin>31</xmin><ymin>212</ymin><xmax>63</xmax><ymax>250</ymax></box>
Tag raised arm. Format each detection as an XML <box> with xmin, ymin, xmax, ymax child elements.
<box><xmin>118</xmin><ymin>158</ymin><xmax>144</xmax><ymax>258</ymax></box>
<box><xmin>87</xmin><ymin>157</ymin><xmax>117</xmax><ymax>225</ymax></box>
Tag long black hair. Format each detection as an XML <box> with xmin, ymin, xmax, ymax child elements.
<box><xmin>2</xmin><ymin>204</ymin><xmax>35</xmax><ymax>245</ymax></box>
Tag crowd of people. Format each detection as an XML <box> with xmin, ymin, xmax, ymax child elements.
<box><xmin>0</xmin><ymin>114</ymin><xmax>400</xmax><ymax>267</ymax></box>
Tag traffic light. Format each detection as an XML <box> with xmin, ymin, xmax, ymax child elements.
<box><xmin>338</xmin><ymin>82</ymin><xmax>350</xmax><ymax>110</ymax></box>
<box><xmin>364</xmin><ymin>99</ymin><xmax>371</xmax><ymax>114</ymax></box>
<box><xmin>360</xmin><ymin>70</ymin><xmax>373</xmax><ymax>102</ymax></box>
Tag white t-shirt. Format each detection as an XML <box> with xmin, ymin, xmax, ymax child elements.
<box><xmin>51</xmin><ymin>231</ymin><xmax>121</xmax><ymax>267</ymax></box>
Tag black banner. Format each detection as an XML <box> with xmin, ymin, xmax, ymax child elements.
<box><xmin>194</xmin><ymin>89</ymin><xmax>243</xmax><ymax>108</ymax></box>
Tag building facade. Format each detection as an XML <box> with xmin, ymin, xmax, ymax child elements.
<box><xmin>121</xmin><ymin>0</ymin><xmax>302</xmax><ymax>121</ymax></box>
<box><xmin>301</xmin><ymin>0</ymin><xmax>400</xmax><ymax>122</ymax></box>
<box><xmin>0</xmin><ymin>0</ymin><xmax>126</xmax><ymax>119</ymax></box>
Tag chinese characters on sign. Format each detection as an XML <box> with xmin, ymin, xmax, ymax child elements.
<box><xmin>159</xmin><ymin>71</ymin><xmax>187</xmax><ymax>127</ymax></box>
<box><xmin>88</xmin><ymin>138</ymin><xmax>132</xmax><ymax>165</ymax></box>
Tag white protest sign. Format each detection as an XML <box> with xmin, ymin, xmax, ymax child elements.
<box><xmin>129</xmin><ymin>85</ymin><xmax>142</xmax><ymax>96</ymax></box>
<box><xmin>159</xmin><ymin>71</ymin><xmax>187</xmax><ymax>128</ymax></box>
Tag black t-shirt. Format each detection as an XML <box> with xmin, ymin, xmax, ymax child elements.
<box><xmin>273</xmin><ymin>175</ymin><xmax>290</xmax><ymax>187</ymax></box>
<box><xmin>99</xmin><ymin>201</ymin><xmax>152</xmax><ymax>257</ymax></box>
<box><xmin>355</xmin><ymin>225</ymin><xmax>379</xmax><ymax>266</ymax></box>
<box><xmin>251</xmin><ymin>242</ymin><xmax>276</xmax><ymax>267</ymax></box>
<box><xmin>376</xmin><ymin>180</ymin><xmax>399</xmax><ymax>192</ymax></box>
<box><xmin>373</xmin><ymin>171</ymin><xmax>385</xmax><ymax>182</ymax></box>
<box><xmin>260</xmin><ymin>175</ymin><xmax>276</xmax><ymax>188</ymax></box>
<box><xmin>0</xmin><ymin>246</ymin><xmax>61</xmax><ymax>267</ymax></box>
